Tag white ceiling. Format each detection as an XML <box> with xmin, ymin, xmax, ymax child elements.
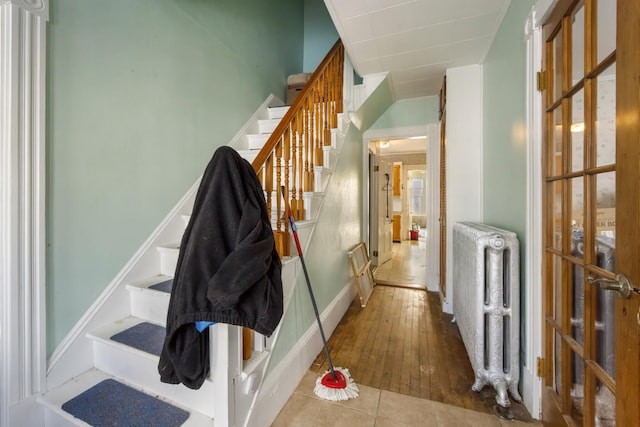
<box><xmin>324</xmin><ymin>0</ymin><xmax>511</xmax><ymax>99</ymax></box>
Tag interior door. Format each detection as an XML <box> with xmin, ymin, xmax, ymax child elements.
<box><xmin>378</xmin><ymin>157</ymin><xmax>393</xmax><ymax>265</ymax></box>
<box><xmin>540</xmin><ymin>1</ymin><xmax>640</xmax><ymax>425</ymax></box>
<box><xmin>439</xmin><ymin>77</ymin><xmax>447</xmax><ymax>297</ymax></box>
<box><xmin>369</xmin><ymin>154</ymin><xmax>393</xmax><ymax>266</ymax></box>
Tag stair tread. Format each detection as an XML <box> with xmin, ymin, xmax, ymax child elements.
<box><xmin>126</xmin><ymin>275</ymin><xmax>173</xmax><ymax>294</ymax></box>
<box><xmin>88</xmin><ymin>317</ymin><xmax>165</xmax><ymax>358</ymax></box>
<box><xmin>157</xmin><ymin>243</ymin><xmax>179</xmax><ymax>251</ymax></box>
<box><xmin>38</xmin><ymin>369</ymin><xmax>214</xmax><ymax>426</ymax></box>
<box><xmin>109</xmin><ymin>321</ymin><xmax>165</xmax><ymax>357</ymax></box>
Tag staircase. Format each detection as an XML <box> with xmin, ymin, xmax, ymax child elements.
<box><xmin>37</xmin><ymin>91</ymin><xmax>357</xmax><ymax>427</ymax></box>
<box><xmin>37</xmin><ymin>39</ymin><xmax>373</xmax><ymax>426</ymax></box>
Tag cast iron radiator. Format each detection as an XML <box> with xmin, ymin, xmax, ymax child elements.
<box><xmin>452</xmin><ymin>222</ymin><xmax>521</xmax><ymax>408</ymax></box>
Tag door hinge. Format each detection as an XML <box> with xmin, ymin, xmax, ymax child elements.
<box><xmin>373</xmin><ymin>165</ymin><xmax>379</xmax><ymax>172</ymax></box>
<box><xmin>373</xmin><ymin>250</ymin><xmax>378</xmax><ymax>257</ymax></box>
<box><xmin>536</xmin><ymin>71</ymin><xmax>546</xmax><ymax>92</ymax></box>
<box><xmin>536</xmin><ymin>357</ymin><xmax>545</xmax><ymax>378</ymax></box>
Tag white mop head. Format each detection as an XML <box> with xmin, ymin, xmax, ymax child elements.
<box><xmin>313</xmin><ymin>367</ymin><xmax>359</xmax><ymax>401</ymax></box>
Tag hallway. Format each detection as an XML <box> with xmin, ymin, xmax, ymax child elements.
<box><xmin>374</xmin><ymin>241</ymin><xmax>427</xmax><ymax>288</ymax></box>
<box><xmin>273</xmin><ymin>242</ymin><xmax>538</xmax><ymax>425</ymax></box>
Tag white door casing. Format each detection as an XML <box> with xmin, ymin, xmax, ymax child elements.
<box><xmin>0</xmin><ymin>0</ymin><xmax>48</xmax><ymax>425</ymax></box>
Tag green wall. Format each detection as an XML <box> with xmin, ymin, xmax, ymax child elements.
<box><xmin>303</xmin><ymin>0</ymin><xmax>339</xmax><ymax>72</ymax></box>
<box><xmin>482</xmin><ymin>0</ymin><xmax>534</xmax><ymax>361</ymax></box>
<box><xmin>482</xmin><ymin>0</ymin><xmax>533</xmax><ymax>261</ymax></box>
<box><xmin>370</xmin><ymin>96</ymin><xmax>439</xmax><ymax>129</ymax></box>
<box><xmin>46</xmin><ymin>0</ymin><xmax>304</xmax><ymax>355</ymax></box>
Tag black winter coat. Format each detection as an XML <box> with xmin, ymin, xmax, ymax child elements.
<box><xmin>158</xmin><ymin>146</ymin><xmax>283</xmax><ymax>389</ymax></box>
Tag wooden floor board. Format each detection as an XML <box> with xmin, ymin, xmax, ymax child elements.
<box><xmin>307</xmin><ymin>242</ymin><xmax>535</xmax><ymax>420</ymax></box>
<box><xmin>309</xmin><ymin>268</ymin><xmax>535</xmax><ymax>422</ymax></box>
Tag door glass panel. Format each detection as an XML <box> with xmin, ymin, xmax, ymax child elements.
<box><xmin>571</xmin><ymin>176</ymin><xmax>584</xmax><ymax>232</ymax></box>
<box><xmin>597</xmin><ymin>0</ymin><xmax>616</xmax><ymax>64</ymax></box>
<box><xmin>554</xmin><ymin>331</ymin><xmax>563</xmax><ymax>395</ymax></box>
<box><xmin>595</xmin><ymin>384</ymin><xmax>616</xmax><ymax>426</ymax></box>
<box><xmin>571</xmin><ymin>89</ymin><xmax>585</xmax><ymax>172</ymax></box>
<box><xmin>571</xmin><ymin>263</ymin><xmax>585</xmax><ymax>346</ymax></box>
<box><xmin>552</xmin><ymin>181</ymin><xmax>563</xmax><ymax>250</ymax></box>
<box><xmin>570</xmin><ymin>350</ymin><xmax>585</xmax><ymax>424</ymax></box>
<box><xmin>551</xmin><ymin>107</ymin><xmax>563</xmax><ymax>176</ymax></box>
<box><xmin>553</xmin><ymin>29</ymin><xmax>564</xmax><ymax>101</ymax></box>
<box><xmin>596</xmin><ymin>64</ymin><xmax>616</xmax><ymax>168</ymax></box>
<box><xmin>595</xmin><ymin>235</ymin><xmax>616</xmax><ymax>380</ymax></box>
<box><xmin>552</xmin><ymin>254</ymin><xmax>563</xmax><ymax>323</ymax></box>
<box><xmin>596</xmin><ymin>172</ymin><xmax>616</xmax><ymax>238</ymax></box>
<box><xmin>571</xmin><ymin>2</ymin><xmax>585</xmax><ymax>83</ymax></box>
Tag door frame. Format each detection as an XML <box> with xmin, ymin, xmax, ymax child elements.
<box><xmin>362</xmin><ymin>124</ymin><xmax>439</xmax><ymax>293</ymax></box>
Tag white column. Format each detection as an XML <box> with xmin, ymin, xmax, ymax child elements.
<box><xmin>0</xmin><ymin>0</ymin><xmax>48</xmax><ymax>425</ymax></box>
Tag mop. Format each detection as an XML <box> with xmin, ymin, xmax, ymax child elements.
<box><xmin>281</xmin><ymin>187</ymin><xmax>359</xmax><ymax>401</ymax></box>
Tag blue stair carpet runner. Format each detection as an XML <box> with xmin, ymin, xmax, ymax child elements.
<box><xmin>149</xmin><ymin>279</ymin><xmax>173</xmax><ymax>293</ymax></box>
<box><xmin>110</xmin><ymin>322</ymin><xmax>165</xmax><ymax>357</ymax></box>
<box><xmin>61</xmin><ymin>379</ymin><xmax>189</xmax><ymax>427</ymax></box>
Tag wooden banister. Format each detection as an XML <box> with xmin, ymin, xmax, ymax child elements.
<box><xmin>252</xmin><ymin>39</ymin><xmax>344</xmax><ymax>257</ymax></box>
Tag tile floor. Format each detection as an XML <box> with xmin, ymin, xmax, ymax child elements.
<box><xmin>272</xmin><ymin>371</ymin><xmax>541</xmax><ymax>426</ymax></box>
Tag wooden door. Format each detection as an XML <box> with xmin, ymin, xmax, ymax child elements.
<box><xmin>439</xmin><ymin>76</ymin><xmax>447</xmax><ymax>297</ymax></box>
<box><xmin>370</xmin><ymin>155</ymin><xmax>394</xmax><ymax>266</ymax></box>
<box><xmin>540</xmin><ymin>0</ymin><xmax>640</xmax><ymax>425</ymax></box>
<box><xmin>392</xmin><ymin>214</ymin><xmax>401</xmax><ymax>242</ymax></box>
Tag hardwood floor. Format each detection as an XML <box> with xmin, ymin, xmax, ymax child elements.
<box><xmin>309</xmin><ymin>244</ymin><xmax>535</xmax><ymax>422</ymax></box>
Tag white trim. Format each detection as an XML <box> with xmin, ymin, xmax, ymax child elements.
<box><xmin>247</xmin><ymin>280</ymin><xmax>357</xmax><ymax>427</ymax></box>
<box><xmin>523</xmin><ymin>6</ymin><xmax>543</xmax><ymax>420</ymax></box>
<box><xmin>425</xmin><ymin>123</ymin><xmax>441</xmax><ymax>293</ymax></box>
<box><xmin>0</xmin><ymin>1</ymin><xmax>48</xmax><ymax>426</ymax></box>
<box><xmin>533</xmin><ymin>0</ymin><xmax>559</xmax><ymax>28</ymax></box>
<box><xmin>362</xmin><ymin>124</ymin><xmax>440</xmax><ymax>293</ymax></box>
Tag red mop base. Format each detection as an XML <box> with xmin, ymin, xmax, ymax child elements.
<box><xmin>313</xmin><ymin>367</ymin><xmax>359</xmax><ymax>401</ymax></box>
<box><xmin>320</xmin><ymin>371</ymin><xmax>347</xmax><ymax>389</ymax></box>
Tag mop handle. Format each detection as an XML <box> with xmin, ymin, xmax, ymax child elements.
<box><xmin>281</xmin><ymin>187</ymin><xmax>338</xmax><ymax>380</ymax></box>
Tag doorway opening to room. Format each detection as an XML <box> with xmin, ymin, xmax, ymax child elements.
<box><xmin>368</xmin><ymin>136</ymin><xmax>427</xmax><ymax>290</ymax></box>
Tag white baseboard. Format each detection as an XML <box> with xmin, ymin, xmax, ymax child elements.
<box><xmin>246</xmin><ymin>280</ymin><xmax>357</xmax><ymax>427</ymax></box>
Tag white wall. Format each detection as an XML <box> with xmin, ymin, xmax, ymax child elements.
<box><xmin>443</xmin><ymin>64</ymin><xmax>484</xmax><ymax>313</ymax></box>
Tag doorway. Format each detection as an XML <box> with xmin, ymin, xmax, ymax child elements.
<box><xmin>368</xmin><ymin>137</ymin><xmax>427</xmax><ymax>289</ymax></box>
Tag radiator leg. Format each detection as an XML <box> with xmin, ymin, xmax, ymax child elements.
<box><xmin>472</xmin><ymin>376</ymin><xmax>485</xmax><ymax>393</ymax></box>
<box><xmin>508</xmin><ymin>381</ymin><xmax>522</xmax><ymax>403</ymax></box>
<box><xmin>491</xmin><ymin>376</ymin><xmax>510</xmax><ymax>408</ymax></box>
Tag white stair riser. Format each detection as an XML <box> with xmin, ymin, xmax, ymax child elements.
<box><xmin>323</xmin><ymin>147</ymin><xmax>338</xmax><ymax>171</ymax></box>
<box><xmin>91</xmin><ymin>341</ymin><xmax>216</xmax><ymax>418</ymax></box>
<box><xmin>157</xmin><ymin>247</ymin><xmax>179</xmax><ymax>276</ymax></box>
<box><xmin>247</xmin><ymin>134</ymin><xmax>269</xmax><ymax>150</ymax></box>
<box><xmin>268</xmin><ymin>106</ymin><xmax>289</xmax><ymax>120</ymax></box>
<box><xmin>258</xmin><ymin>119</ymin><xmax>280</xmax><ymax>134</ymax></box>
<box><xmin>237</xmin><ymin>149</ymin><xmax>259</xmax><ymax>164</ymax></box>
<box><xmin>129</xmin><ymin>289</ymin><xmax>170</xmax><ymax>326</ymax></box>
<box><xmin>314</xmin><ymin>167</ymin><xmax>331</xmax><ymax>193</ymax></box>
<box><xmin>42</xmin><ymin>407</ymin><xmax>85</xmax><ymax>427</ymax></box>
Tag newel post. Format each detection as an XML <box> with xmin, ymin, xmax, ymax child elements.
<box><xmin>0</xmin><ymin>0</ymin><xmax>48</xmax><ymax>425</ymax></box>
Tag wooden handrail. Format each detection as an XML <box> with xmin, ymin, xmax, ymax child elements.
<box><xmin>252</xmin><ymin>39</ymin><xmax>344</xmax><ymax>257</ymax></box>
